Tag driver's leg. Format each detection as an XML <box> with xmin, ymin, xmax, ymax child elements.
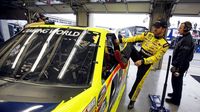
<box><xmin>114</xmin><ymin>43</ymin><xmax>141</xmax><ymax>68</ymax></box>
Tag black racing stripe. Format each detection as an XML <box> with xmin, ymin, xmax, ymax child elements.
<box><xmin>140</xmin><ymin>48</ymin><xmax>153</xmax><ymax>57</ymax></box>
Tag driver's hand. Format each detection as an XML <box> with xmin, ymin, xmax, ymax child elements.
<box><xmin>134</xmin><ymin>60</ymin><xmax>143</xmax><ymax>66</ymax></box>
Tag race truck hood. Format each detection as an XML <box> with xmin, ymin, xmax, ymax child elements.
<box><xmin>0</xmin><ymin>102</ymin><xmax>57</xmax><ymax>112</ymax></box>
<box><xmin>0</xmin><ymin>79</ymin><xmax>88</xmax><ymax>111</ymax></box>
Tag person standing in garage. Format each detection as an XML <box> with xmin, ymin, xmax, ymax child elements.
<box><xmin>166</xmin><ymin>21</ymin><xmax>195</xmax><ymax>106</ymax></box>
<box><xmin>114</xmin><ymin>19</ymin><xmax>169</xmax><ymax>109</ymax></box>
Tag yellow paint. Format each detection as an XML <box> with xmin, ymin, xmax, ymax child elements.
<box><xmin>24</xmin><ymin>22</ymin><xmax>130</xmax><ymax>112</ymax></box>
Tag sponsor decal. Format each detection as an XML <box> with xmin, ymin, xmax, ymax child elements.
<box><xmin>97</xmin><ymin>85</ymin><xmax>107</xmax><ymax>111</ymax></box>
<box><xmin>99</xmin><ymin>98</ymin><xmax>107</xmax><ymax>112</ymax></box>
<box><xmin>25</xmin><ymin>29</ymin><xmax>81</xmax><ymax>37</ymax></box>
<box><xmin>147</xmin><ymin>34</ymin><xmax>153</xmax><ymax>39</ymax></box>
<box><xmin>163</xmin><ymin>43</ymin><xmax>169</xmax><ymax>48</ymax></box>
<box><xmin>98</xmin><ymin>85</ymin><xmax>107</xmax><ymax>104</ymax></box>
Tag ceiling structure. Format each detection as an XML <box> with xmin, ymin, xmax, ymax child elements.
<box><xmin>0</xmin><ymin>0</ymin><xmax>200</xmax><ymax>19</ymax></box>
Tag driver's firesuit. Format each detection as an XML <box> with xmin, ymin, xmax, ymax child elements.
<box><xmin>118</xmin><ymin>31</ymin><xmax>169</xmax><ymax>102</ymax></box>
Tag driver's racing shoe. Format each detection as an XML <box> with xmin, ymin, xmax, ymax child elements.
<box><xmin>128</xmin><ymin>100</ymin><xmax>135</xmax><ymax>110</ymax></box>
<box><xmin>114</xmin><ymin>50</ymin><xmax>127</xmax><ymax>69</ymax></box>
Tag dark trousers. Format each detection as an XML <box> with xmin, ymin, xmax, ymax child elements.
<box><xmin>171</xmin><ymin>63</ymin><xmax>189</xmax><ymax>103</ymax></box>
<box><xmin>128</xmin><ymin>63</ymin><xmax>151</xmax><ymax>101</ymax></box>
<box><xmin>122</xmin><ymin>43</ymin><xmax>152</xmax><ymax>101</ymax></box>
<box><xmin>171</xmin><ymin>73</ymin><xmax>184</xmax><ymax>103</ymax></box>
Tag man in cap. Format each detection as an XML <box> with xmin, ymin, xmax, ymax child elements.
<box><xmin>114</xmin><ymin>19</ymin><xmax>169</xmax><ymax>109</ymax></box>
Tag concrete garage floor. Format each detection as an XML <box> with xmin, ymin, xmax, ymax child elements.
<box><xmin>117</xmin><ymin>49</ymin><xmax>200</xmax><ymax>112</ymax></box>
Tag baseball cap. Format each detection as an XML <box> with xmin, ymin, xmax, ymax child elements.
<box><xmin>153</xmin><ymin>19</ymin><xmax>168</xmax><ymax>28</ymax></box>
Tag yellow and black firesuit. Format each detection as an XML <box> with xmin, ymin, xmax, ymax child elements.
<box><xmin>119</xmin><ymin>31</ymin><xmax>169</xmax><ymax>102</ymax></box>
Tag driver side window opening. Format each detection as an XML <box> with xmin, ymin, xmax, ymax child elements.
<box><xmin>102</xmin><ymin>33</ymin><xmax>119</xmax><ymax>81</ymax></box>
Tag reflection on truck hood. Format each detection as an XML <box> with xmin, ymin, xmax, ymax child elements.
<box><xmin>0</xmin><ymin>80</ymin><xmax>87</xmax><ymax>104</ymax></box>
<box><xmin>0</xmin><ymin>102</ymin><xmax>57</xmax><ymax>112</ymax></box>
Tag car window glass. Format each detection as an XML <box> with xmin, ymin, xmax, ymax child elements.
<box><xmin>0</xmin><ymin>28</ymin><xmax>99</xmax><ymax>86</ymax></box>
<box><xmin>120</xmin><ymin>29</ymin><xmax>130</xmax><ymax>38</ymax></box>
<box><xmin>136</xmin><ymin>27</ymin><xmax>145</xmax><ymax>34</ymax></box>
<box><xmin>47</xmin><ymin>31</ymin><xmax>99</xmax><ymax>85</ymax></box>
<box><xmin>0</xmin><ymin>29</ymin><xmax>40</xmax><ymax>76</ymax></box>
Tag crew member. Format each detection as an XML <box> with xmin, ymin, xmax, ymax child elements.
<box><xmin>115</xmin><ymin>19</ymin><xmax>169</xmax><ymax>109</ymax></box>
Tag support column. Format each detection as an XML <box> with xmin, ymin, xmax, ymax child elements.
<box><xmin>0</xmin><ymin>20</ymin><xmax>10</xmax><ymax>41</ymax></box>
<box><xmin>76</xmin><ymin>7</ymin><xmax>89</xmax><ymax>27</ymax></box>
<box><xmin>26</xmin><ymin>9</ymin><xmax>32</xmax><ymax>24</ymax></box>
<box><xmin>149</xmin><ymin>1</ymin><xmax>174</xmax><ymax>70</ymax></box>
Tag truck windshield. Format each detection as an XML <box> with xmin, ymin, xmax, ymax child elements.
<box><xmin>0</xmin><ymin>28</ymin><xmax>99</xmax><ymax>86</ymax></box>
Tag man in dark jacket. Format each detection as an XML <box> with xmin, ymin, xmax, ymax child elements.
<box><xmin>166</xmin><ymin>21</ymin><xmax>195</xmax><ymax>106</ymax></box>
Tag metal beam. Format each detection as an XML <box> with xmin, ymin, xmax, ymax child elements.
<box><xmin>102</xmin><ymin>2</ymin><xmax>108</xmax><ymax>13</ymax></box>
<box><xmin>0</xmin><ymin>9</ymin><xmax>27</xmax><ymax>20</ymax></box>
<box><xmin>1</xmin><ymin>0</ymin><xmax>199</xmax><ymax>17</ymax></box>
<box><xmin>124</xmin><ymin>0</ymin><xmax>129</xmax><ymax>13</ymax></box>
<box><xmin>52</xmin><ymin>5</ymin><xmax>61</xmax><ymax>13</ymax></box>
